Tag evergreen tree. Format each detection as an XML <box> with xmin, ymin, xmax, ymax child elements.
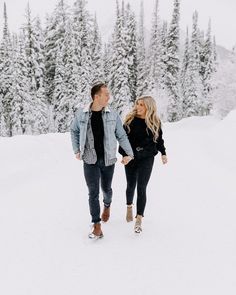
<box><xmin>156</xmin><ymin>20</ymin><xmax>170</xmax><ymax>120</ymax></box>
<box><xmin>160</xmin><ymin>21</ymin><xmax>168</xmax><ymax>88</ymax></box>
<box><xmin>44</xmin><ymin>0</ymin><xmax>68</xmax><ymax>105</ymax></box>
<box><xmin>0</xmin><ymin>95</ymin><xmax>3</xmax><ymax>135</ymax></box>
<box><xmin>136</xmin><ymin>1</ymin><xmax>148</xmax><ymax>97</ymax></box>
<box><xmin>180</xmin><ymin>27</ymin><xmax>190</xmax><ymax>117</ymax></box>
<box><xmin>72</xmin><ymin>0</ymin><xmax>93</xmax><ymax>105</ymax></box>
<box><xmin>125</xmin><ymin>3</ymin><xmax>138</xmax><ymax>103</ymax></box>
<box><xmin>201</xmin><ymin>20</ymin><xmax>215</xmax><ymax>114</ymax></box>
<box><xmin>10</xmin><ymin>34</ymin><xmax>23</xmax><ymax>135</ymax></box>
<box><xmin>198</xmin><ymin>29</ymin><xmax>205</xmax><ymax>80</ymax></box>
<box><xmin>103</xmin><ymin>42</ymin><xmax>112</xmax><ymax>83</ymax></box>
<box><xmin>108</xmin><ymin>0</ymin><xmax>121</xmax><ymax>96</ymax></box>
<box><xmin>212</xmin><ymin>36</ymin><xmax>217</xmax><ymax>68</ymax></box>
<box><xmin>16</xmin><ymin>32</ymin><xmax>33</xmax><ymax>134</ymax></box>
<box><xmin>166</xmin><ymin>0</ymin><xmax>181</xmax><ymax>121</ymax></box>
<box><xmin>147</xmin><ymin>0</ymin><xmax>162</xmax><ymax>93</ymax></box>
<box><xmin>33</xmin><ymin>17</ymin><xmax>48</xmax><ymax>133</ymax></box>
<box><xmin>23</xmin><ymin>4</ymin><xmax>48</xmax><ymax>134</ymax></box>
<box><xmin>91</xmin><ymin>15</ymin><xmax>103</xmax><ymax>81</ymax></box>
<box><xmin>109</xmin><ymin>0</ymin><xmax>132</xmax><ymax>116</ymax></box>
<box><xmin>179</xmin><ymin>11</ymin><xmax>205</xmax><ymax>118</ymax></box>
<box><xmin>10</xmin><ymin>33</ymin><xmax>30</xmax><ymax>135</ymax></box>
<box><xmin>190</xmin><ymin>11</ymin><xmax>201</xmax><ymax>75</ymax></box>
<box><xmin>53</xmin><ymin>45</ymin><xmax>66</xmax><ymax>132</ymax></box>
<box><xmin>0</xmin><ymin>3</ymin><xmax>14</xmax><ymax>136</ymax></box>
<box><xmin>55</xmin><ymin>19</ymin><xmax>79</xmax><ymax>132</ymax></box>
<box><xmin>186</xmin><ymin>10</ymin><xmax>203</xmax><ymax>117</ymax></box>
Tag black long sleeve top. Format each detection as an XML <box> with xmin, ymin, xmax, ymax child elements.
<box><xmin>118</xmin><ymin>117</ymin><xmax>166</xmax><ymax>159</ymax></box>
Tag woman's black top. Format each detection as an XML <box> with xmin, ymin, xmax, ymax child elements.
<box><xmin>119</xmin><ymin>117</ymin><xmax>166</xmax><ymax>159</ymax></box>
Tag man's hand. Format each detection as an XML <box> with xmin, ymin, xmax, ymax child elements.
<box><xmin>161</xmin><ymin>155</ymin><xmax>168</xmax><ymax>164</ymax></box>
<box><xmin>121</xmin><ymin>156</ymin><xmax>133</xmax><ymax>165</ymax></box>
<box><xmin>75</xmin><ymin>152</ymin><xmax>81</xmax><ymax>160</ymax></box>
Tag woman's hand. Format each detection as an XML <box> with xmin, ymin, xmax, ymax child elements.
<box><xmin>161</xmin><ymin>155</ymin><xmax>168</xmax><ymax>164</ymax></box>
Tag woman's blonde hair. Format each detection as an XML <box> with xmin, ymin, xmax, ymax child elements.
<box><xmin>124</xmin><ymin>96</ymin><xmax>161</xmax><ymax>142</ymax></box>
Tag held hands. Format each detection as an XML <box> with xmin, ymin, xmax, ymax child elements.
<box><xmin>75</xmin><ymin>152</ymin><xmax>81</xmax><ymax>160</ymax></box>
<box><xmin>161</xmin><ymin>155</ymin><xmax>168</xmax><ymax>164</ymax></box>
<box><xmin>121</xmin><ymin>156</ymin><xmax>133</xmax><ymax>165</ymax></box>
<box><xmin>76</xmin><ymin>153</ymin><xmax>134</xmax><ymax>164</ymax></box>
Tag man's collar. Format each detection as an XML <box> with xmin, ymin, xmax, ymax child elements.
<box><xmin>83</xmin><ymin>102</ymin><xmax>111</xmax><ymax>113</ymax></box>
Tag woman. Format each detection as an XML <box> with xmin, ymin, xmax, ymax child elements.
<box><xmin>119</xmin><ymin>96</ymin><xmax>168</xmax><ymax>233</ymax></box>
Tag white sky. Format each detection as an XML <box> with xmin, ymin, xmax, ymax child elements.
<box><xmin>1</xmin><ymin>0</ymin><xmax>236</xmax><ymax>50</ymax></box>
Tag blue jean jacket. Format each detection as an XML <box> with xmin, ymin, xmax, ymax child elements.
<box><xmin>70</xmin><ymin>103</ymin><xmax>134</xmax><ymax>166</ymax></box>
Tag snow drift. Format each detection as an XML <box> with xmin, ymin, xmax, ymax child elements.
<box><xmin>0</xmin><ymin>112</ymin><xmax>235</xmax><ymax>295</ymax></box>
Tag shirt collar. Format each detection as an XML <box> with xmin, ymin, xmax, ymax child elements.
<box><xmin>83</xmin><ymin>102</ymin><xmax>111</xmax><ymax>113</ymax></box>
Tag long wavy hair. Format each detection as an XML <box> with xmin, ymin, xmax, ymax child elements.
<box><xmin>124</xmin><ymin>96</ymin><xmax>161</xmax><ymax>142</ymax></box>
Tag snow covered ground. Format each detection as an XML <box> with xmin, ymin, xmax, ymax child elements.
<box><xmin>0</xmin><ymin>111</ymin><xmax>236</xmax><ymax>295</ymax></box>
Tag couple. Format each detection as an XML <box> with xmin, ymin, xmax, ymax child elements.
<box><xmin>70</xmin><ymin>82</ymin><xmax>167</xmax><ymax>239</ymax></box>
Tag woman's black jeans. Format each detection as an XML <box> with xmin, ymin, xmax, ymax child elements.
<box><xmin>125</xmin><ymin>156</ymin><xmax>154</xmax><ymax>216</ymax></box>
<box><xmin>83</xmin><ymin>158</ymin><xmax>115</xmax><ymax>223</ymax></box>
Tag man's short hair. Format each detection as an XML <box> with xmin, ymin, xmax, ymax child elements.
<box><xmin>91</xmin><ymin>81</ymin><xmax>107</xmax><ymax>99</ymax></box>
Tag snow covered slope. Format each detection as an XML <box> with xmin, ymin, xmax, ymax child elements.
<box><xmin>0</xmin><ymin>112</ymin><xmax>235</xmax><ymax>295</ymax></box>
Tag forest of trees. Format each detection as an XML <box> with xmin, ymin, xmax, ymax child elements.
<box><xmin>0</xmin><ymin>0</ymin><xmax>217</xmax><ymax>137</ymax></box>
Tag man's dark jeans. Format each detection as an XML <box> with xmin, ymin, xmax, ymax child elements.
<box><xmin>83</xmin><ymin>158</ymin><xmax>115</xmax><ymax>223</ymax></box>
<box><xmin>125</xmin><ymin>156</ymin><xmax>154</xmax><ymax>216</ymax></box>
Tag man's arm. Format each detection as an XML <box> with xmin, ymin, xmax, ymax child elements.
<box><xmin>115</xmin><ymin>115</ymin><xmax>134</xmax><ymax>159</ymax></box>
<box><xmin>70</xmin><ymin>113</ymin><xmax>81</xmax><ymax>156</ymax></box>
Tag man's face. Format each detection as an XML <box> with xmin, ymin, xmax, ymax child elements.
<box><xmin>95</xmin><ymin>87</ymin><xmax>110</xmax><ymax>107</ymax></box>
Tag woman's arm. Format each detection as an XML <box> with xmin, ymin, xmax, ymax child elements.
<box><xmin>157</xmin><ymin>128</ymin><xmax>166</xmax><ymax>156</ymax></box>
<box><xmin>157</xmin><ymin>127</ymin><xmax>168</xmax><ymax>164</ymax></box>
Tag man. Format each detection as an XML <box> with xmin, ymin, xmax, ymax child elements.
<box><xmin>70</xmin><ymin>82</ymin><xmax>133</xmax><ymax>239</ymax></box>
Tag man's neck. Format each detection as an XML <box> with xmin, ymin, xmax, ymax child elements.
<box><xmin>91</xmin><ymin>102</ymin><xmax>103</xmax><ymax>112</ymax></box>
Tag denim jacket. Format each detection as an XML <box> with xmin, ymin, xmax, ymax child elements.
<box><xmin>70</xmin><ymin>103</ymin><xmax>134</xmax><ymax>166</ymax></box>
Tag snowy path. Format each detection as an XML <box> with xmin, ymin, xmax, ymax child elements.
<box><xmin>0</xmin><ymin>114</ymin><xmax>235</xmax><ymax>295</ymax></box>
